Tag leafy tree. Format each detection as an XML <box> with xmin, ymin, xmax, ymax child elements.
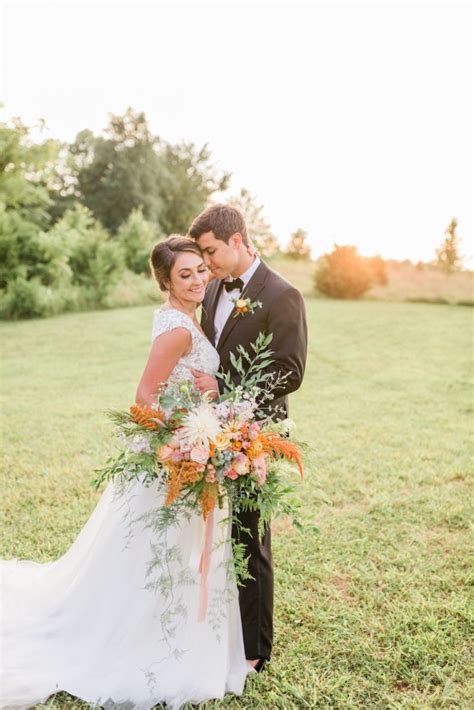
<box><xmin>51</xmin><ymin>108</ymin><xmax>229</xmax><ymax>236</ymax></box>
<box><xmin>228</xmin><ymin>188</ymin><xmax>279</xmax><ymax>257</ymax></box>
<box><xmin>0</xmin><ymin>118</ymin><xmax>60</xmax><ymax>290</ymax></box>
<box><xmin>315</xmin><ymin>244</ymin><xmax>373</xmax><ymax>299</ymax></box>
<box><xmin>286</xmin><ymin>228</ymin><xmax>311</xmax><ymax>260</ymax></box>
<box><xmin>48</xmin><ymin>204</ymin><xmax>124</xmax><ymax>303</ymax></box>
<box><xmin>0</xmin><ymin>205</ymin><xmax>45</xmax><ymax>289</ymax></box>
<box><xmin>0</xmin><ymin>111</ymin><xmax>230</xmax><ymax>318</ymax></box>
<box><xmin>159</xmin><ymin>142</ymin><xmax>230</xmax><ymax>236</ymax></box>
<box><xmin>436</xmin><ymin>218</ymin><xmax>462</xmax><ymax>273</ymax></box>
<box><xmin>68</xmin><ymin>109</ymin><xmax>165</xmax><ymax>233</ymax></box>
<box><xmin>117</xmin><ymin>207</ymin><xmax>163</xmax><ymax>274</ymax></box>
<box><xmin>0</xmin><ymin>117</ymin><xmax>55</xmax><ymax>228</ymax></box>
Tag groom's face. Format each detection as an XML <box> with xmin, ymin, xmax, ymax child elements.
<box><xmin>196</xmin><ymin>231</ymin><xmax>240</xmax><ymax>280</ymax></box>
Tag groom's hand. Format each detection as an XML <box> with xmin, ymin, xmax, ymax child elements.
<box><xmin>192</xmin><ymin>370</ymin><xmax>219</xmax><ymax>400</ymax></box>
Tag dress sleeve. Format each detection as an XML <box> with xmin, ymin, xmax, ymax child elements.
<box><xmin>151</xmin><ymin>309</ymin><xmax>195</xmax><ymax>343</ymax></box>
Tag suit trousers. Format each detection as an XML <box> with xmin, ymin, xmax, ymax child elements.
<box><xmin>232</xmin><ymin>508</ymin><xmax>273</xmax><ymax>660</ymax></box>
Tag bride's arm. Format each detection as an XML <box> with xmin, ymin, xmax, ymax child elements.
<box><xmin>135</xmin><ymin>328</ymin><xmax>192</xmax><ymax>406</ymax></box>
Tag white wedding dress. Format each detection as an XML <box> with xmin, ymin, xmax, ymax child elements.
<box><xmin>0</xmin><ymin>308</ymin><xmax>252</xmax><ymax>710</ymax></box>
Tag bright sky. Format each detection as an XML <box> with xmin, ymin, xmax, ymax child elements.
<box><xmin>1</xmin><ymin>0</ymin><xmax>472</xmax><ymax>263</ymax></box>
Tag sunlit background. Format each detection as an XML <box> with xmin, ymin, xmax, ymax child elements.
<box><xmin>1</xmin><ymin>0</ymin><xmax>472</xmax><ymax>263</ymax></box>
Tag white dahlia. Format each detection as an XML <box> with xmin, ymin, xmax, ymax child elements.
<box><xmin>178</xmin><ymin>403</ymin><xmax>222</xmax><ymax>448</ymax></box>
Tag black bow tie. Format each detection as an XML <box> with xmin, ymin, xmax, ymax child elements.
<box><xmin>224</xmin><ymin>277</ymin><xmax>244</xmax><ymax>292</ymax></box>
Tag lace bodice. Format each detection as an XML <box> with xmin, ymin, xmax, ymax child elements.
<box><xmin>151</xmin><ymin>307</ymin><xmax>220</xmax><ymax>383</ymax></box>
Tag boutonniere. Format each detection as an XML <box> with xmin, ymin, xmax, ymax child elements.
<box><xmin>231</xmin><ymin>295</ymin><xmax>263</xmax><ymax>318</ymax></box>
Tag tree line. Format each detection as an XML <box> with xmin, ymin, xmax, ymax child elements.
<box><xmin>0</xmin><ymin>107</ymin><xmax>465</xmax><ymax>318</ymax></box>
<box><xmin>0</xmin><ymin>108</ymin><xmax>234</xmax><ymax>318</ymax></box>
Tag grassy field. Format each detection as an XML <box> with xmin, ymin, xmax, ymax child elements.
<box><xmin>1</xmin><ymin>299</ymin><xmax>473</xmax><ymax>708</ymax></box>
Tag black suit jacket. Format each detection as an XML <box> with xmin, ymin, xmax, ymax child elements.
<box><xmin>201</xmin><ymin>261</ymin><xmax>308</xmax><ymax>417</ymax></box>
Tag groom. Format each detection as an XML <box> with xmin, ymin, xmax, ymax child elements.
<box><xmin>188</xmin><ymin>204</ymin><xmax>308</xmax><ymax>670</ymax></box>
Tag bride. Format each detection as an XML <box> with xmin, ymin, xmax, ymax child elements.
<box><xmin>0</xmin><ymin>236</ymin><xmax>253</xmax><ymax>710</ymax></box>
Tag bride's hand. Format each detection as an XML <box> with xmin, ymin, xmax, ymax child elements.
<box><xmin>191</xmin><ymin>370</ymin><xmax>219</xmax><ymax>400</ymax></box>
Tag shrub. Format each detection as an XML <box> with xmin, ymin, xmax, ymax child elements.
<box><xmin>315</xmin><ymin>245</ymin><xmax>373</xmax><ymax>299</ymax></box>
<box><xmin>0</xmin><ymin>277</ymin><xmax>50</xmax><ymax>319</ymax></box>
<box><xmin>49</xmin><ymin>204</ymin><xmax>125</xmax><ymax>305</ymax></box>
<box><xmin>106</xmin><ymin>270</ymin><xmax>162</xmax><ymax>309</ymax></box>
<box><xmin>367</xmin><ymin>255</ymin><xmax>388</xmax><ymax>286</ymax></box>
<box><xmin>0</xmin><ymin>205</ymin><xmax>47</xmax><ymax>288</ymax></box>
<box><xmin>116</xmin><ymin>207</ymin><xmax>163</xmax><ymax>274</ymax></box>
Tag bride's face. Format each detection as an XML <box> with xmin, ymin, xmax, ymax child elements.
<box><xmin>168</xmin><ymin>252</ymin><xmax>209</xmax><ymax>304</ymax></box>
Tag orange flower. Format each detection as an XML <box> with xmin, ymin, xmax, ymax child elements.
<box><xmin>262</xmin><ymin>433</ymin><xmax>304</xmax><ymax>478</ymax></box>
<box><xmin>164</xmin><ymin>460</ymin><xmax>203</xmax><ymax>507</ymax></box>
<box><xmin>246</xmin><ymin>437</ymin><xmax>264</xmax><ymax>460</ymax></box>
<box><xmin>130</xmin><ymin>404</ymin><xmax>164</xmax><ymax>430</ymax></box>
<box><xmin>199</xmin><ymin>483</ymin><xmax>218</xmax><ymax>519</ymax></box>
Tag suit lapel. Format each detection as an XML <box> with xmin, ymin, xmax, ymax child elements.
<box><xmin>216</xmin><ymin>262</ymin><xmax>268</xmax><ymax>351</ymax></box>
<box><xmin>202</xmin><ymin>278</ymin><xmax>222</xmax><ymax>343</ymax></box>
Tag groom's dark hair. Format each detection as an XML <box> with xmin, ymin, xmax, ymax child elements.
<box><xmin>188</xmin><ymin>204</ymin><xmax>249</xmax><ymax>246</ymax></box>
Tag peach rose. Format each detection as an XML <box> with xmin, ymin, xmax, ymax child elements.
<box><xmin>157</xmin><ymin>444</ymin><xmax>173</xmax><ymax>461</ymax></box>
<box><xmin>232</xmin><ymin>452</ymin><xmax>250</xmax><ymax>476</ymax></box>
<box><xmin>252</xmin><ymin>454</ymin><xmax>267</xmax><ymax>485</ymax></box>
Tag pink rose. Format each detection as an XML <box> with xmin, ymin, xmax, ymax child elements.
<box><xmin>249</xmin><ymin>422</ymin><xmax>261</xmax><ymax>441</ymax></box>
<box><xmin>190</xmin><ymin>444</ymin><xmax>209</xmax><ymax>464</ymax></box>
<box><xmin>225</xmin><ymin>468</ymin><xmax>239</xmax><ymax>480</ymax></box>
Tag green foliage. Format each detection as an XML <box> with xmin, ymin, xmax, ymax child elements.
<box><xmin>0</xmin><ymin>110</ymin><xmax>230</xmax><ymax>320</ymax></box>
<box><xmin>0</xmin><ymin>117</ymin><xmax>55</xmax><ymax>228</ymax></box>
<box><xmin>158</xmin><ymin>142</ymin><xmax>230</xmax><ymax>236</ymax></box>
<box><xmin>436</xmin><ymin>217</ymin><xmax>462</xmax><ymax>273</ymax></box>
<box><xmin>0</xmin><ymin>202</ymin><xmax>127</xmax><ymax>318</ymax></box>
<box><xmin>0</xmin><ymin>205</ymin><xmax>45</xmax><ymax>289</ymax></box>
<box><xmin>315</xmin><ymin>244</ymin><xmax>374</xmax><ymax>299</ymax></box>
<box><xmin>50</xmin><ymin>205</ymin><xmax>125</xmax><ymax>304</ymax></box>
<box><xmin>0</xmin><ymin>276</ymin><xmax>50</xmax><ymax>319</ymax></box>
<box><xmin>55</xmin><ymin>108</ymin><xmax>228</xmax><ymax>236</ymax></box>
<box><xmin>116</xmin><ymin>207</ymin><xmax>163</xmax><ymax>274</ymax></box>
<box><xmin>69</xmin><ymin>112</ymin><xmax>165</xmax><ymax>233</ymax></box>
<box><xmin>217</xmin><ymin>332</ymin><xmax>289</xmax><ymax>403</ymax></box>
<box><xmin>286</xmin><ymin>227</ymin><xmax>311</xmax><ymax>260</ymax></box>
<box><xmin>0</xmin><ymin>119</ymin><xmax>59</xmax><ymax>295</ymax></box>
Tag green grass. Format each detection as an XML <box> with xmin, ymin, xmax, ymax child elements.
<box><xmin>1</xmin><ymin>299</ymin><xmax>473</xmax><ymax>708</ymax></box>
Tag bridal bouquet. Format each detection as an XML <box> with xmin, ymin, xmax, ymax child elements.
<box><xmin>92</xmin><ymin>334</ymin><xmax>304</xmax><ymax>547</ymax></box>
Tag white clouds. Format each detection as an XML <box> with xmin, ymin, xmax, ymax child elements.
<box><xmin>2</xmin><ymin>1</ymin><xmax>472</xmax><ymax>263</ymax></box>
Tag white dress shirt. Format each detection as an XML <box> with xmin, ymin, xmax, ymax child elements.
<box><xmin>214</xmin><ymin>257</ymin><xmax>261</xmax><ymax>345</ymax></box>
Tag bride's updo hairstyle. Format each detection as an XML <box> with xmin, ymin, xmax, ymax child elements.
<box><xmin>150</xmin><ymin>235</ymin><xmax>203</xmax><ymax>291</ymax></box>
